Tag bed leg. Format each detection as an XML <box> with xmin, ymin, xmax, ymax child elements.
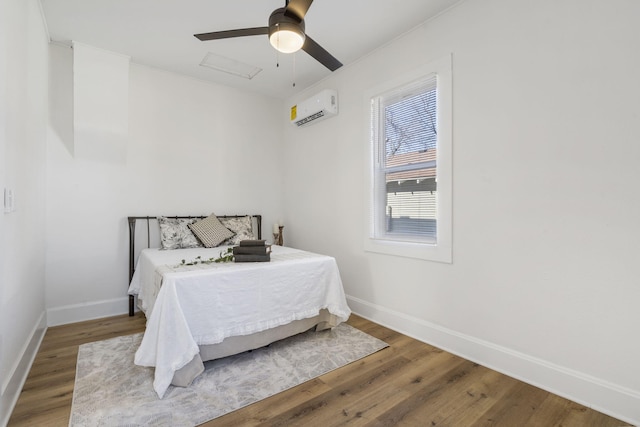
<box><xmin>129</xmin><ymin>295</ymin><xmax>134</xmax><ymax>316</ymax></box>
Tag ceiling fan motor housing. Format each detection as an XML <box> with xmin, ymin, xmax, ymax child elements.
<box><xmin>269</xmin><ymin>7</ymin><xmax>306</xmax><ymax>48</ymax></box>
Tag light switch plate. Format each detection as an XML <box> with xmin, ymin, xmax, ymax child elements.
<box><xmin>4</xmin><ymin>188</ymin><xmax>14</xmax><ymax>213</ymax></box>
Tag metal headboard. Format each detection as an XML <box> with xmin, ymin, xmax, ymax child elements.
<box><xmin>127</xmin><ymin>214</ymin><xmax>262</xmax><ymax>316</ymax></box>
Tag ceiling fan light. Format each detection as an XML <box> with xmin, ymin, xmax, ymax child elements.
<box><xmin>270</xmin><ymin>28</ymin><xmax>305</xmax><ymax>53</ymax></box>
<box><xmin>268</xmin><ymin>7</ymin><xmax>305</xmax><ymax>54</ymax></box>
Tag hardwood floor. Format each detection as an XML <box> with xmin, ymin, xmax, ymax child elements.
<box><xmin>8</xmin><ymin>313</ymin><xmax>630</xmax><ymax>427</ymax></box>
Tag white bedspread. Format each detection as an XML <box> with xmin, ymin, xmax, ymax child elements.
<box><xmin>128</xmin><ymin>245</ymin><xmax>351</xmax><ymax>398</ymax></box>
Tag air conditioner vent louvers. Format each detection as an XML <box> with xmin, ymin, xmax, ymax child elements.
<box><xmin>295</xmin><ymin>111</ymin><xmax>325</xmax><ymax>126</ymax></box>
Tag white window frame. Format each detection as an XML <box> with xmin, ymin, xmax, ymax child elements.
<box><xmin>364</xmin><ymin>54</ymin><xmax>452</xmax><ymax>263</ymax></box>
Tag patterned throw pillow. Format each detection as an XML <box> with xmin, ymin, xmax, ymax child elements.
<box><xmin>219</xmin><ymin>216</ymin><xmax>255</xmax><ymax>245</ymax></box>
<box><xmin>188</xmin><ymin>214</ymin><xmax>235</xmax><ymax>248</ymax></box>
<box><xmin>157</xmin><ymin>217</ymin><xmax>203</xmax><ymax>250</ymax></box>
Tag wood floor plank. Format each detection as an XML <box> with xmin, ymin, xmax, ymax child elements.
<box><xmin>525</xmin><ymin>393</ymin><xmax>586</xmax><ymax>427</ymax></box>
<box><xmin>535</xmin><ymin>394</ymin><xmax>627</xmax><ymax>427</ymax></box>
<box><xmin>468</xmin><ymin>380</ymin><xmax>551</xmax><ymax>426</ymax></box>
<box><xmin>7</xmin><ymin>313</ymin><xmax>631</xmax><ymax>427</ymax></box>
<box><xmin>370</xmin><ymin>359</ymin><xmax>482</xmax><ymax>426</ymax></box>
<box><xmin>257</xmin><ymin>353</ymin><xmax>417</xmax><ymax>426</ymax></box>
<box><xmin>430</xmin><ymin>368</ymin><xmax>519</xmax><ymax>426</ymax></box>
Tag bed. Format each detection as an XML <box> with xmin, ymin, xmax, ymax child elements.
<box><xmin>127</xmin><ymin>214</ymin><xmax>351</xmax><ymax>398</ymax></box>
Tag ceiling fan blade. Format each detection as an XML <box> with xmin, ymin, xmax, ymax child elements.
<box><xmin>284</xmin><ymin>0</ymin><xmax>313</xmax><ymax>20</ymax></box>
<box><xmin>302</xmin><ymin>35</ymin><xmax>342</xmax><ymax>71</ymax></box>
<box><xmin>194</xmin><ymin>27</ymin><xmax>268</xmax><ymax>41</ymax></box>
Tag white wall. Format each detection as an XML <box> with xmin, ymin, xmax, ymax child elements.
<box><xmin>46</xmin><ymin>46</ymin><xmax>285</xmax><ymax>324</ymax></box>
<box><xmin>283</xmin><ymin>0</ymin><xmax>640</xmax><ymax>423</ymax></box>
<box><xmin>6</xmin><ymin>0</ymin><xmax>638</xmax><ymax>424</ymax></box>
<box><xmin>0</xmin><ymin>0</ymin><xmax>48</xmax><ymax>424</ymax></box>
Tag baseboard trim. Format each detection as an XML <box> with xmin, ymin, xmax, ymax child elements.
<box><xmin>347</xmin><ymin>295</ymin><xmax>640</xmax><ymax>426</ymax></box>
<box><xmin>46</xmin><ymin>297</ymin><xmax>130</xmax><ymax>326</ymax></box>
<box><xmin>1</xmin><ymin>311</ymin><xmax>47</xmax><ymax>427</ymax></box>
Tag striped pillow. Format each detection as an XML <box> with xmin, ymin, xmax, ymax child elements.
<box><xmin>188</xmin><ymin>214</ymin><xmax>235</xmax><ymax>248</ymax></box>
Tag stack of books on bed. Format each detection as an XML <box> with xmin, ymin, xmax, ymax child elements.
<box><xmin>233</xmin><ymin>240</ymin><xmax>271</xmax><ymax>262</ymax></box>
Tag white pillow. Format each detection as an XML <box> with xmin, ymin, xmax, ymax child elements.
<box><xmin>219</xmin><ymin>216</ymin><xmax>255</xmax><ymax>245</ymax></box>
<box><xmin>158</xmin><ymin>217</ymin><xmax>203</xmax><ymax>250</ymax></box>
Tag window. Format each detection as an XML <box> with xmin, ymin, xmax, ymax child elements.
<box><xmin>365</xmin><ymin>55</ymin><xmax>452</xmax><ymax>262</ymax></box>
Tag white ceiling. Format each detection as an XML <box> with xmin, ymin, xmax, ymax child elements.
<box><xmin>40</xmin><ymin>0</ymin><xmax>461</xmax><ymax>99</ymax></box>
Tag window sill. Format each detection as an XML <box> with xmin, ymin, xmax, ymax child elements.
<box><xmin>364</xmin><ymin>237</ymin><xmax>452</xmax><ymax>263</ymax></box>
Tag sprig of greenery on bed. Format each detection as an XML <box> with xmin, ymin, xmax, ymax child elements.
<box><xmin>177</xmin><ymin>247</ymin><xmax>234</xmax><ymax>266</ymax></box>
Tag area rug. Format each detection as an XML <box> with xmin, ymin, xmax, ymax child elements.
<box><xmin>69</xmin><ymin>323</ymin><xmax>388</xmax><ymax>426</ymax></box>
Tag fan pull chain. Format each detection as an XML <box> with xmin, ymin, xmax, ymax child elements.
<box><xmin>292</xmin><ymin>53</ymin><xmax>296</xmax><ymax>87</ymax></box>
<box><xmin>275</xmin><ymin>25</ymin><xmax>280</xmax><ymax>67</ymax></box>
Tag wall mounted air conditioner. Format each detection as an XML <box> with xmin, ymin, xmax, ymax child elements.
<box><xmin>290</xmin><ymin>89</ymin><xmax>338</xmax><ymax>127</ymax></box>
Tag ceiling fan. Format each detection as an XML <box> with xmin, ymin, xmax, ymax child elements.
<box><xmin>194</xmin><ymin>0</ymin><xmax>342</xmax><ymax>72</ymax></box>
